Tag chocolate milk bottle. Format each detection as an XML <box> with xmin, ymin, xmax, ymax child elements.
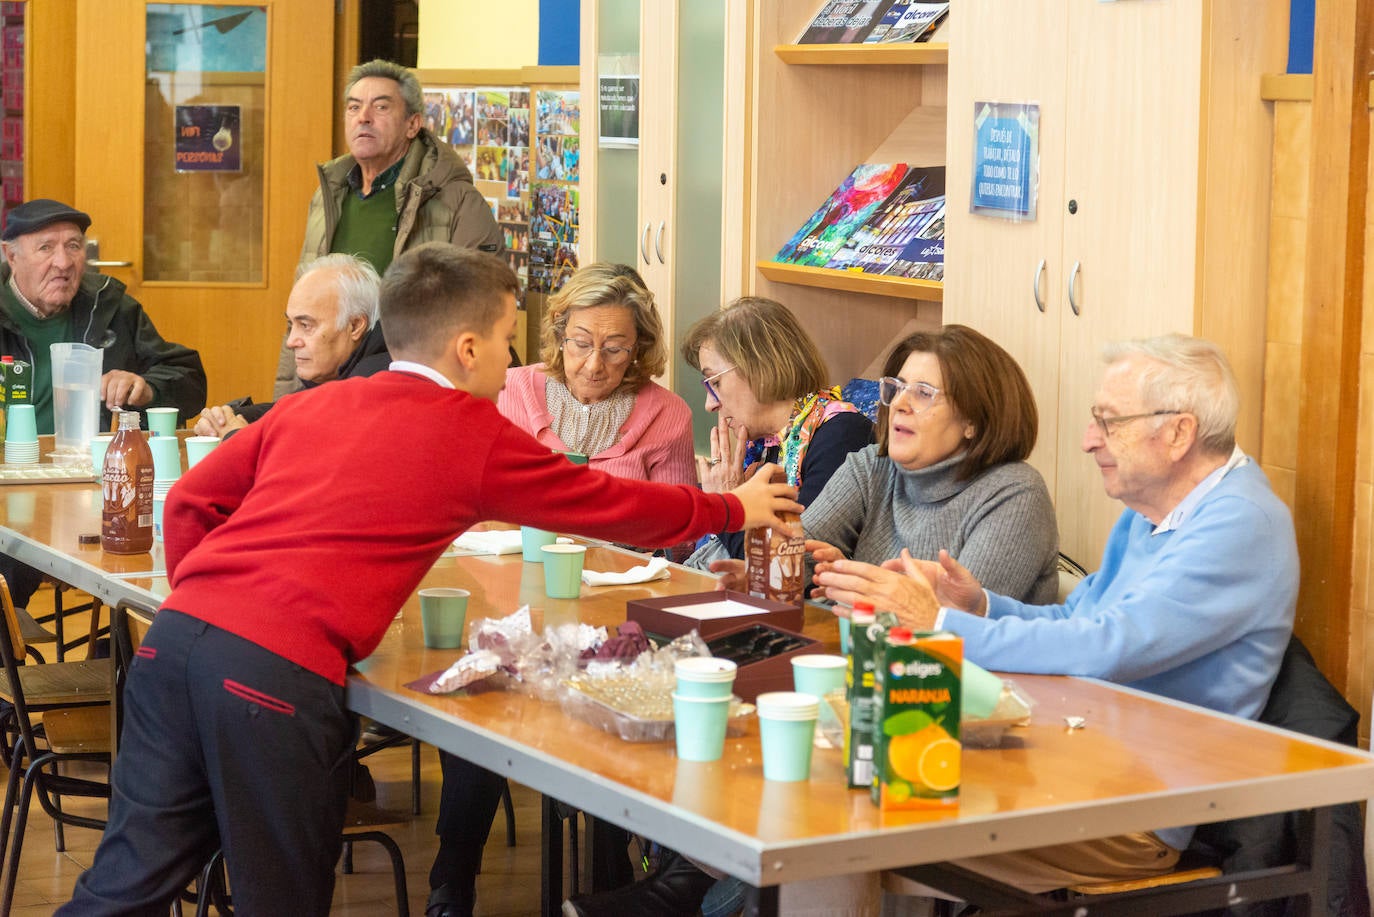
<box><xmin>745</xmin><ymin>469</ymin><xmax>805</xmax><ymax>607</ymax></box>
<box><xmin>102</xmin><ymin>410</ymin><xmax>154</xmax><ymax>554</ymax></box>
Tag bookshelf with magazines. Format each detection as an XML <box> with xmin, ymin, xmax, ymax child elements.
<box><xmin>723</xmin><ymin>2</ymin><xmax>950</xmax><ymax>382</ymax></box>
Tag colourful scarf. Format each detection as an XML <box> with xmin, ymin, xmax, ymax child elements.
<box><xmin>742</xmin><ymin>387</ymin><xmax>859</xmax><ymax>487</ymax></box>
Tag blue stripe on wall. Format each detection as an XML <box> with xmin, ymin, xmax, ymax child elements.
<box><xmin>1288</xmin><ymin>0</ymin><xmax>1314</xmax><ymax>75</ymax></box>
<box><xmin>539</xmin><ymin>0</ymin><xmax>579</xmax><ymax>66</ymax></box>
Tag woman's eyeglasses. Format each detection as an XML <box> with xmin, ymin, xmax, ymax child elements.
<box><xmin>701</xmin><ymin>366</ymin><xmax>736</xmax><ymax>401</ymax></box>
<box><xmin>561</xmin><ymin>337</ymin><xmax>635</xmax><ymax>366</ymax></box>
<box><xmin>879</xmin><ymin>377</ymin><xmax>942</xmax><ymax>413</ymax></box>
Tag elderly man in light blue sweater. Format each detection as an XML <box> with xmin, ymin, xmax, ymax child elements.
<box><xmin>816</xmin><ymin>333</ymin><xmax>1299</xmax><ymax>894</ymax></box>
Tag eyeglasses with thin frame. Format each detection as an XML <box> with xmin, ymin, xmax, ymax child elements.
<box><xmin>560</xmin><ymin>337</ymin><xmax>636</xmax><ymax>366</ymax></box>
<box><xmin>879</xmin><ymin>376</ymin><xmax>942</xmax><ymax>413</ymax></box>
<box><xmin>1089</xmin><ymin>407</ymin><xmax>1182</xmax><ymax>439</ymax></box>
<box><xmin>701</xmin><ymin>366</ymin><xmax>736</xmax><ymax>402</ymax></box>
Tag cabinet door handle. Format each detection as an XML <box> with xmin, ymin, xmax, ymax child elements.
<box><xmin>1068</xmin><ymin>261</ymin><xmax>1082</xmax><ymax>316</ymax></box>
<box><xmin>640</xmin><ymin>223</ymin><xmax>651</xmax><ymax>264</ymax></box>
<box><xmin>1033</xmin><ymin>259</ymin><xmax>1046</xmax><ymax>313</ymax></box>
<box><xmin>654</xmin><ymin>221</ymin><xmax>666</xmax><ymax>264</ymax></box>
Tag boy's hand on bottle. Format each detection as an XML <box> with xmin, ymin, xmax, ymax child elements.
<box><xmin>729</xmin><ymin>462</ymin><xmax>802</xmax><ymax>533</ymax></box>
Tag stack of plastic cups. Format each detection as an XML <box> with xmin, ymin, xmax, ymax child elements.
<box><xmin>89</xmin><ymin>434</ymin><xmax>114</xmax><ymax>480</ymax></box>
<box><xmin>148</xmin><ymin>435</ymin><xmax>181</xmax><ymax>541</ymax></box>
<box><xmin>672</xmin><ymin>657</ymin><xmax>738</xmax><ymax>762</ymax></box>
<box><xmin>3</xmin><ymin>405</ymin><xmax>38</xmax><ymax>464</ymax></box>
<box><xmin>755</xmin><ymin>692</ymin><xmax>820</xmax><ymax>781</ymax></box>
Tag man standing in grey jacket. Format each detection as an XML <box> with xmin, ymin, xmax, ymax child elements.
<box><xmin>277</xmin><ymin>58</ymin><xmax>503</xmax><ymax>397</ymax></box>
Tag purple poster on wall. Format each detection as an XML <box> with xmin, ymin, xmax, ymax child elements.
<box><xmin>174</xmin><ymin>105</ymin><xmax>242</xmax><ymax>173</ymax></box>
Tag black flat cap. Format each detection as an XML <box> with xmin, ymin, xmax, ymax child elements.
<box><xmin>1</xmin><ymin>199</ymin><xmax>91</xmax><ymax>242</ymax></box>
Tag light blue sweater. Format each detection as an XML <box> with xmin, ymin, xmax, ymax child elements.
<box><xmin>944</xmin><ymin>461</ymin><xmax>1297</xmax><ymax>849</ymax></box>
<box><xmin>945</xmin><ymin>461</ymin><xmax>1297</xmax><ymax>723</ymax></box>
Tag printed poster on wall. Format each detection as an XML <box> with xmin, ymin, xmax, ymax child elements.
<box><xmin>598</xmin><ymin>75</ymin><xmax>639</xmax><ymax>149</ymax></box>
<box><xmin>969</xmin><ymin>102</ymin><xmax>1039</xmax><ymax>221</ymax></box>
<box><xmin>174</xmin><ymin>105</ymin><xmax>241</xmax><ymax>173</ymax></box>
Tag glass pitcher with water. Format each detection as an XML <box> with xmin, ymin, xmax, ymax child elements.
<box><xmin>50</xmin><ymin>342</ymin><xmax>103</xmax><ymax>453</ymax></box>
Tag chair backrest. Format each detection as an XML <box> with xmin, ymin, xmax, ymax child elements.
<box><xmin>0</xmin><ymin>575</ymin><xmax>43</xmax><ymax>760</ymax></box>
<box><xmin>0</xmin><ymin>575</ymin><xmax>27</xmax><ymax>665</ymax></box>
<box><xmin>1055</xmin><ymin>553</ymin><xmax>1087</xmax><ymax>603</ymax></box>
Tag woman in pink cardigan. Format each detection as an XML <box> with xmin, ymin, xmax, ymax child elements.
<box><xmin>498</xmin><ymin>262</ymin><xmax>696</xmax><ymax>485</ymax></box>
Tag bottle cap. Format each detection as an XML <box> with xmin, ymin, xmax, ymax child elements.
<box><xmin>78</xmin><ymin>533</ymin><xmax>100</xmax><ymax>545</ymax></box>
<box><xmin>853</xmin><ymin>601</ymin><xmax>875</xmax><ymax>613</ymax></box>
<box><xmin>888</xmin><ymin>626</ymin><xmax>913</xmax><ymax>643</ymax></box>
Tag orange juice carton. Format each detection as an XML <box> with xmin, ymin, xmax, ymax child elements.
<box><xmin>871</xmin><ymin>627</ymin><xmax>962</xmax><ymax>810</ymax></box>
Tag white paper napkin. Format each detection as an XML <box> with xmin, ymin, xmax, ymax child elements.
<box><xmin>581</xmin><ymin>556</ymin><xmax>671</xmax><ymax>586</ymax></box>
<box><xmin>452</xmin><ymin>529</ymin><xmax>524</xmax><ymax>555</ymax></box>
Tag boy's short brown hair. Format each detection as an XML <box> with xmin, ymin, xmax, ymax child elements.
<box><xmin>380</xmin><ymin>244</ymin><xmax>518</xmax><ymax>361</ymax></box>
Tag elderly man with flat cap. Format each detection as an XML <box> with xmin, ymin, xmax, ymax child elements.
<box><xmin>0</xmin><ymin>198</ymin><xmax>207</xmax><ymax>612</ymax></box>
<box><xmin>0</xmin><ymin>198</ymin><xmax>207</xmax><ymax>432</ymax></box>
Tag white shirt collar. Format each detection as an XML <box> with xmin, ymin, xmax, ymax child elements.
<box><xmin>387</xmin><ymin>360</ymin><xmax>454</xmax><ymax>389</ymax></box>
<box><xmin>1153</xmin><ymin>445</ymin><xmax>1249</xmax><ymax>534</ymax></box>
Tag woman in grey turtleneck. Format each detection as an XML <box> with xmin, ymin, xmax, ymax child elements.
<box><xmin>803</xmin><ymin>323</ymin><xmax>1060</xmax><ymax>606</ymax></box>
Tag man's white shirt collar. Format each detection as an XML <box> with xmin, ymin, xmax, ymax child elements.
<box><xmin>1153</xmin><ymin>445</ymin><xmax>1249</xmax><ymax>535</ymax></box>
<box><xmin>388</xmin><ymin>360</ymin><xmax>454</xmax><ymax>389</ymax></box>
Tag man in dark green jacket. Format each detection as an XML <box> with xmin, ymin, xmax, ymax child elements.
<box><xmin>0</xmin><ymin>198</ymin><xmax>207</xmax><ymax>436</ymax></box>
<box><xmin>275</xmin><ymin>58</ymin><xmax>503</xmax><ymax>397</ymax></box>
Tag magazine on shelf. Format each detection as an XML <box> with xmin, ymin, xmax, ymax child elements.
<box><xmin>864</xmin><ymin>2</ymin><xmax>950</xmax><ymax>44</ymax></box>
<box><xmin>883</xmin><ymin>198</ymin><xmax>945</xmax><ymax>280</ymax></box>
<box><xmin>824</xmin><ymin>166</ymin><xmax>945</xmax><ymax>277</ymax></box>
<box><xmin>774</xmin><ymin>163</ymin><xmax>911</xmax><ymax>267</ymax></box>
<box><xmin>796</xmin><ymin>0</ymin><xmax>901</xmax><ymax>44</ymax></box>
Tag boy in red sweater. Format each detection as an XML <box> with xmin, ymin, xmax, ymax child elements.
<box><xmin>62</xmin><ymin>245</ymin><xmax>800</xmax><ymax>916</ymax></box>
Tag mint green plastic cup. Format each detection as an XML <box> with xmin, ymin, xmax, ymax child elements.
<box><xmin>4</xmin><ymin>404</ymin><xmax>36</xmax><ymax>443</ymax></box>
<box><xmin>962</xmin><ymin>659</ymin><xmax>1004</xmax><ymax>720</ymax></box>
<box><xmin>541</xmin><ymin>544</ymin><xmax>585</xmax><ymax>598</ymax></box>
<box><xmin>792</xmin><ymin>654</ymin><xmax>848</xmax><ymax>700</ymax></box>
<box><xmin>674</xmin><ymin>657</ymin><xmax>737</xmax><ymax>699</ymax></box>
<box><xmin>185</xmin><ymin>435</ymin><xmax>220</xmax><ymax>468</ymax></box>
<box><xmin>148</xmin><ymin>435</ymin><xmax>182</xmax><ymax>481</ymax></box>
<box><xmin>756</xmin><ymin>691</ymin><xmax>819</xmax><ymax>782</ymax></box>
<box><xmin>838</xmin><ymin>616</ymin><xmax>852</xmax><ymax>655</ymax></box>
<box><xmin>672</xmin><ymin>693</ymin><xmax>731</xmax><ymax>762</ymax></box>
<box><xmin>146</xmin><ymin>407</ymin><xmax>178</xmax><ymax>437</ymax></box>
<box><xmin>521</xmin><ymin>526</ymin><xmax>557</xmax><ymax>562</ymax></box>
<box><xmin>420</xmin><ymin>588</ymin><xmax>470</xmax><ymax>649</ymax></box>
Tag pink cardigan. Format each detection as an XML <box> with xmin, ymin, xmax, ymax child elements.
<box><xmin>498</xmin><ymin>364</ymin><xmax>698</xmax><ymax>486</ymax></box>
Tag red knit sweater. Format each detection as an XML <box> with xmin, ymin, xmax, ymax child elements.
<box><xmin>162</xmin><ymin>371</ymin><xmax>741</xmax><ymax>684</ymax></box>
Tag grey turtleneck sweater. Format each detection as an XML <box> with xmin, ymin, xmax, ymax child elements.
<box><xmin>802</xmin><ymin>446</ymin><xmax>1060</xmax><ymax>605</ymax></box>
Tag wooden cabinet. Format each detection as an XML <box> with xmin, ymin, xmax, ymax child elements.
<box><xmin>722</xmin><ymin>3</ymin><xmax>950</xmax><ymax>383</ymax></box>
<box><xmin>580</xmin><ymin>0</ymin><xmax>729</xmax><ymax>448</ymax></box>
<box><xmin>943</xmin><ymin>0</ymin><xmax>1284</xmax><ymax>565</ymax></box>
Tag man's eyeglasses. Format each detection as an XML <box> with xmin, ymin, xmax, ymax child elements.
<box><xmin>561</xmin><ymin>337</ymin><xmax>636</xmax><ymax>366</ymax></box>
<box><xmin>701</xmin><ymin>366</ymin><xmax>736</xmax><ymax>402</ymax></box>
<box><xmin>1089</xmin><ymin>407</ymin><xmax>1182</xmax><ymax>438</ymax></box>
<box><xmin>879</xmin><ymin>377</ymin><xmax>942</xmax><ymax>413</ymax></box>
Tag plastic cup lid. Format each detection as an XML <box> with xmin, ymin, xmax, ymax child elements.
<box><xmin>671</xmin><ymin>693</ymin><xmax>732</xmax><ymax>705</ymax></box>
<box><xmin>755</xmin><ymin>691</ymin><xmax>819</xmax><ymax>720</ymax></box>
<box><xmin>792</xmin><ymin>654</ymin><xmax>847</xmax><ymax>670</ymax></box>
<box><xmin>675</xmin><ymin>657</ymin><xmax>738</xmax><ymax>681</ymax></box>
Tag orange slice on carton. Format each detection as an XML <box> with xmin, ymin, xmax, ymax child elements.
<box><xmin>914</xmin><ymin>737</ymin><xmax>960</xmax><ymax>791</ymax></box>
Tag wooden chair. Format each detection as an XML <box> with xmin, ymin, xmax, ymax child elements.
<box><xmin>0</xmin><ymin>576</ymin><xmax>113</xmax><ymax>915</ymax></box>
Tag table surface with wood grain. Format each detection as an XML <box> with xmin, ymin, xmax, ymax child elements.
<box><xmin>3</xmin><ymin>480</ymin><xmax>1371</xmax><ymax>889</ymax></box>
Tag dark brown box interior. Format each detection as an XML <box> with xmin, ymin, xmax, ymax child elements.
<box><xmin>704</xmin><ymin>621</ymin><xmax>824</xmax><ymax>703</ymax></box>
<box><xmin>625</xmin><ymin>590</ymin><xmax>802</xmax><ymax>642</ymax></box>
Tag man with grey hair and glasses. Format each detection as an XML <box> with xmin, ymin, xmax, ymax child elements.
<box><xmin>195</xmin><ymin>254</ymin><xmax>388</xmax><ymax>436</ymax></box>
<box><xmin>276</xmin><ymin>58</ymin><xmax>502</xmax><ymax>398</ymax></box>
<box><xmin>814</xmin><ymin>334</ymin><xmax>1299</xmax><ymax>896</ymax></box>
